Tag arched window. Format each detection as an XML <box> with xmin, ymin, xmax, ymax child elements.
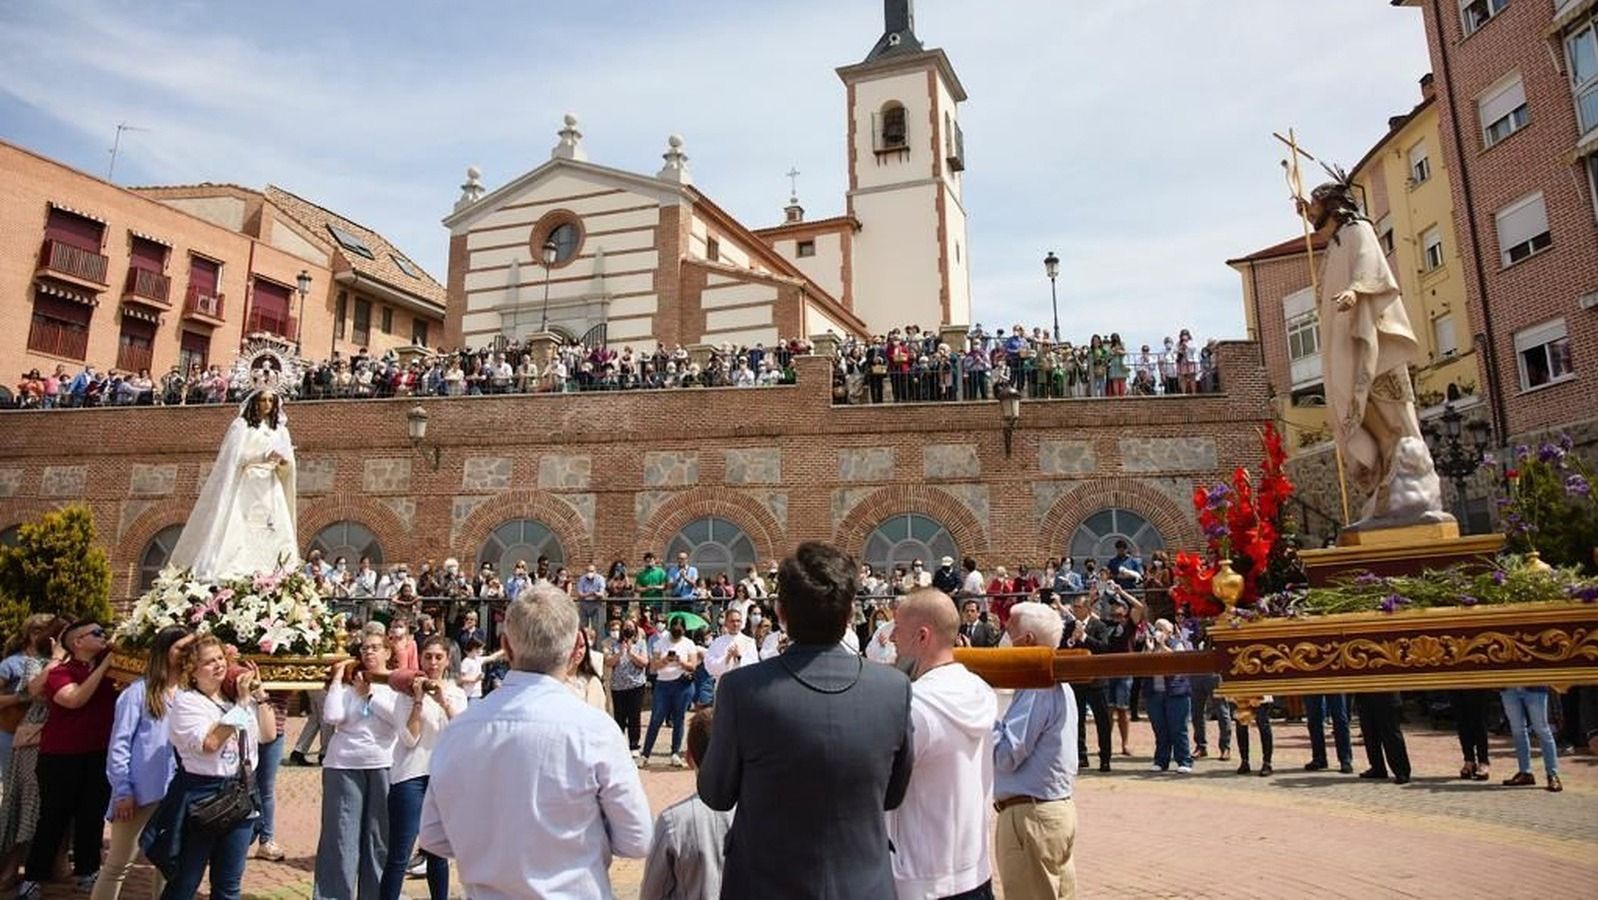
<box><xmin>139</xmin><ymin>524</ymin><xmax>185</xmax><ymax>592</ymax></box>
<box><xmin>878</xmin><ymin>102</ymin><xmax>908</xmax><ymax>150</ymax></box>
<box><xmin>0</xmin><ymin>525</ymin><xmax>19</xmax><ymax>548</ymax></box>
<box><xmin>481</xmin><ymin>519</ymin><xmax>566</xmax><ymax>577</ymax></box>
<box><xmin>308</xmin><ymin>521</ymin><xmax>384</xmax><ymax>566</ymax></box>
<box><xmin>666</xmin><ymin>517</ymin><xmax>756</xmax><ymax>583</ymax></box>
<box><xmin>547</xmin><ymin>222</ymin><xmax>580</xmax><ymax>263</ymax></box>
<box><xmin>864</xmin><ymin>513</ymin><xmax>958</xmax><ymax>577</ymax></box>
<box><xmin>531</xmin><ymin>211</ymin><xmax>584</xmax><ymax>269</ymax></box>
<box><xmin>1068</xmin><ymin>508</ymin><xmax>1165</xmax><ymax>567</ymax></box>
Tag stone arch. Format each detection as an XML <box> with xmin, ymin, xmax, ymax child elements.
<box><xmin>635</xmin><ymin>489</ymin><xmax>784</xmax><ymax>567</ymax></box>
<box><xmin>452</xmin><ymin>489</ymin><xmax>593</xmax><ymax>570</ymax></box>
<box><xmin>1038</xmin><ymin>479</ymin><xmax>1197</xmax><ymax>563</ymax></box>
<box><xmin>832</xmin><ymin>485</ymin><xmax>990</xmax><ymax>567</ymax></box>
<box><xmin>297</xmin><ymin>493</ymin><xmax>414</xmax><ymax>565</ymax></box>
<box><xmin>117</xmin><ymin>497</ymin><xmax>205</xmax><ymax>600</ymax></box>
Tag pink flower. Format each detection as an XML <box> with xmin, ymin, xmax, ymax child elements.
<box><xmin>259</xmin><ymin>636</ymin><xmax>278</xmax><ymax>654</ymax></box>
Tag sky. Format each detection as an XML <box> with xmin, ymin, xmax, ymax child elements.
<box><xmin>0</xmin><ymin>0</ymin><xmax>1431</xmax><ymax>347</ymax></box>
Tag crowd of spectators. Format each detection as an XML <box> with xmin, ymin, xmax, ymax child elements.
<box><xmin>5</xmin><ymin>335</ymin><xmax>814</xmax><ymax>410</ymax></box>
<box><xmin>830</xmin><ymin>323</ymin><xmax>1223</xmax><ymax>404</ymax></box>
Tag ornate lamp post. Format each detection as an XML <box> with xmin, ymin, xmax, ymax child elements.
<box><xmin>997</xmin><ymin>383</ymin><xmax>1022</xmax><ymax>457</ymax></box>
<box><xmin>1422</xmin><ymin>401</ymin><xmax>1493</xmax><ymax>532</ymax></box>
<box><xmin>1044</xmin><ymin>251</ymin><xmax>1060</xmax><ymax>343</ymax></box>
<box><xmin>538</xmin><ymin>238</ymin><xmax>559</xmax><ymax>334</ymax></box>
<box><xmin>407</xmin><ymin>405</ymin><xmax>441</xmax><ymax>470</ymax></box>
<box><xmin>294</xmin><ymin>269</ymin><xmax>312</xmax><ymax>348</ymax></box>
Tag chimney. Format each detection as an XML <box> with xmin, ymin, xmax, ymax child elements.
<box><xmin>1419</xmin><ymin>72</ymin><xmax>1435</xmax><ymax>102</ymax></box>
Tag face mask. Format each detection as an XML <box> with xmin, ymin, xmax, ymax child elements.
<box><xmin>749</xmin><ymin>613</ymin><xmax>762</xmax><ymax>625</ymax></box>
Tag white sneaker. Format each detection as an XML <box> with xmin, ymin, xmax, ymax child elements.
<box><xmin>1148</xmin><ymin>763</ymin><xmax>1166</xmax><ymax>772</ymax></box>
<box><xmin>407</xmin><ymin>860</ymin><xmax>428</xmax><ymax>877</ymax></box>
<box><xmin>670</xmin><ymin>753</ymin><xmax>686</xmax><ymax>768</ymax></box>
<box><xmin>1176</xmin><ymin>765</ymin><xmax>1193</xmax><ymax>774</ymax></box>
<box><xmin>631</xmin><ymin>749</ymin><xmax>641</xmax><ymax>762</ymax></box>
<box><xmin>638</xmin><ymin>753</ymin><xmax>650</xmax><ymax>768</ymax></box>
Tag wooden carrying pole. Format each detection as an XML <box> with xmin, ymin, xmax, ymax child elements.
<box><xmin>1275</xmin><ymin>128</ymin><xmax>1353</xmax><ymax>527</ymax></box>
<box><xmin>953</xmin><ymin>646</ymin><xmax>1221</xmax><ymax>690</ymax></box>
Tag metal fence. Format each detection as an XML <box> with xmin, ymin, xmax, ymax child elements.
<box><xmin>831</xmin><ymin>353</ymin><xmax>1222</xmax><ymax>405</ymax></box>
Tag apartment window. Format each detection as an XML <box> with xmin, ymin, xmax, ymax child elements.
<box><xmin>411</xmin><ymin>318</ymin><xmax>429</xmax><ymax>347</ymax></box>
<box><xmin>1422</xmin><ymin>226</ymin><xmax>1445</xmax><ymax>272</ymax></box>
<box><xmin>1287</xmin><ymin>312</ymin><xmax>1320</xmax><ymax>362</ymax></box>
<box><xmin>1408</xmin><ymin>142</ymin><xmax>1431</xmax><ymax>184</ymax></box>
<box><xmin>706</xmin><ymin>237</ymin><xmax>720</xmax><ymax>262</ymax></box>
<box><xmin>1375</xmin><ymin>214</ymin><xmax>1395</xmax><ymax>255</ymax></box>
<box><xmin>178</xmin><ymin>329</ymin><xmax>210</xmax><ymax>372</ymax></box>
<box><xmin>116</xmin><ymin>314</ymin><xmax>157</xmax><ymax>374</ymax></box>
<box><xmin>1567</xmin><ymin>17</ymin><xmax>1598</xmax><ymax>136</ymax></box>
<box><xmin>796</xmin><ymin>239</ymin><xmax>816</xmax><ymax>258</ymax></box>
<box><xmin>333</xmin><ymin>290</ymin><xmax>347</xmax><ymax>340</ymax></box>
<box><xmin>1460</xmin><ymin>0</ymin><xmax>1508</xmax><ymax>35</ymax></box>
<box><xmin>1480</xmin><ymin>74</ymin><xmax>1529</xmax><ymax>147</ymax></box>
<box><xmin>27</xmin><ymin>288</ymin><xmax>92</xmax><ymax>360</ymax></box>
<box><xmin>380</xmin><ymin>306</ymin><xmax>393</xmax><ymax>335</ymax></box>
<box><xmin>1587</xmin><ymin>155</ymin><xmax>1598</xmax><ymax>223</ymax></box>
<box><xmin>1496</xmin><ymin>192</ymin><xmax>1552</xmax><ymax>266</ymax></box>
<box><xmin>353</xmin><ymin>297</ymin><xmax>371</xmax><ymax>345</ymax></box>
<box><xmin>1514</xmin><ymin>319</ymin><xmax>1574</xmax><ymax>390</ymax></box>
<box><xmin>1433</xmin><ymin>314</ymin><xmax>1458</xmax><ymax>357</ymax></box>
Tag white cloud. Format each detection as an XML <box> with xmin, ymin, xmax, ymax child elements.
<box><xmin>0</xmin><ymin>0</ymin><xmax>1428</xmax><ymax>348</ymax></box>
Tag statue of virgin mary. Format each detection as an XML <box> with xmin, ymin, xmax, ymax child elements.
<box><xmin>168</xmin><ymin>389</ymin><xmax>300</xmax><ymax>580</ymax></box>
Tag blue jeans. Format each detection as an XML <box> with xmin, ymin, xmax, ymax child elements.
<box><xmin>159</xmin><ymin>813</ymin><xmax>254</xmax><ymax>900</ymax></box>
<box><xmin>641</xmin><ymin>678</ymin><xmax>691</xmax><ymax>757</ymax></box>
<box><xmin>1500</xmin><ymin>688</ymin><xmax>1559</xmax><ymax>777</ymax></box>
<box><xmin>1148</xmin><ymin>691</ymin><xmax>1192</xmax><ymax>769</ymax></box>
<box><xmin>1304</xmin><ymin>694</ymin><xmax>1353</xmax><ymax>767</ymax></box>
<box><xmin>254</xmin><ymin>734</ymin><xmax>283</xmax><ymax>844</ymax></box>
<box><xmin>380</xmin><ymin>776</ymin><xmax>448</xmax><ymax>900</ymax></box>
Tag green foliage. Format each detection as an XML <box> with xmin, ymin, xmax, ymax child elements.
<box><xmin>0</xmin><ymin>505</ymin><xmax>113</xmax><ymax>637</ymax></box>
<box><xmin>1292</xmin><ymin>555</ymin><xmax>1598</xmax><ymax>617</ymax></box>
<box><xmin>1499</xmin><ymin>438</ymin><xmax>1597</xmax><ymax>573</ymax></box>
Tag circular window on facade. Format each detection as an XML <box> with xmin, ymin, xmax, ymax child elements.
<box><xmin>531</xmin><ymin>211</ymin><xmax>584</xmax><ymax>268</ymax></box>
<box><xmin>665</xmin><ymin>517</ymin><xmax>756</xmax><ymax>583</ymax></box>
<box><xmin>864</xmin><ymin>513</ymin><xmax>958</xmax><ymax>577</ymax></box>
<box><xmin>308</xmin><ymin>521</ymin><xmax>384</xmax><ymax>566</ymax></box>
<box><xmin>481</xmin><ymin>519</ymin><xmax>566</xmax><ymax>576</ymax></box>
<box><xmin>1068</xmin><ymin>508</ymin><xmax>1164</xmax><ymax>567</ymax></box>
<box><xmin>139</xmin><ymin>524</ymin><xmax>185</xmax><ymax>592</ymax></box>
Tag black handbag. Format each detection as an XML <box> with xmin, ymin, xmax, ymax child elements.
<box><xmin>186</xmin><ymin>754</ymin><xmax>255</xmax><ymax>835</ymax></box>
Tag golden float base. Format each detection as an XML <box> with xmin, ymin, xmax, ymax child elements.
<box><xmin>110</xmin><ymin>648</ymin><xmax>347</xmax><ymax>690</ymax></box>
<box><xmin>1336</xmin><ymin>520</ymin><xmax>1460</xmax><ymax>547</ymax></box>
<box><xmin>1300</xmin><ymin>533</ymin><xmax>1505</xmax><ymax>587</ymax></box>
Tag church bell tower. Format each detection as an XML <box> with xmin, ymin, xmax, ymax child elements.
<box><xmin>837</xmin><ymin>0</ymin><xmax>971</xmax><ymax>332</ymax></box>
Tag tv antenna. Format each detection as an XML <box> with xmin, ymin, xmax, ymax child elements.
<box><xmin>107</xmin><ymin>122</ymin><xmax>148</xmax><ymax>181</ymax></box>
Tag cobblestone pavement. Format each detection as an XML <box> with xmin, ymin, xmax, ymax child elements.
<box><xmin>33</xmin><ymin>712</ymin><xmax>1596</xmax><ymax>898</ymax></box>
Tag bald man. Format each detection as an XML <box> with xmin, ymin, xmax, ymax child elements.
<box><xmin>888</xmin><ymin>589</ymin><xmax>998</xmax><ymax>899</ymax></box>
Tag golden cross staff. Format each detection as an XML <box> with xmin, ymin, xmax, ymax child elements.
<box><xmin>1274</xmin><ymin>127</ymin><xmax>1352</xmax><ymax>529</ymax></box>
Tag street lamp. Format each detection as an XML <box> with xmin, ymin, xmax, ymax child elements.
<box><xmin>294</xmin><ymin>269</ymin><xmax>312</xmax><ymax>348</ymax></box>
<box><xmin>538</xmin><ymin>238</ymin><xmax>559</xmax><ymax>334</ymax></box>
<box><xmin>1043</xmin><ymin>251</ymin><xmax>1060</xmax><ymax>344</ymax></box>
<box><xmin>997</xmin><ymin>383</ymin><xmax>1022</xmax><ymax>457</ymax></box>
<box><xmin>1422</xmin><ymin>401</ymin><xmax>1493</xmax><ymax>532</ymax></box>
<box><xmin>407</xmin><ymin>405</ymin><xmax>441</xmax><ymax>470</ymax></box>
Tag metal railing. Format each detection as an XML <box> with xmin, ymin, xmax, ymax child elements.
<box><xmin>38</xmin><ymin>239</ymin><xmax>109</xmax><ymax>285</ymax></box>
<box><xmin>184</xmin><ymin>284</ymin><xmax>225</xmax><ymax>319</ymax></box>
<box><xmin>247</xmin><ymin>307</ymin><xmax>296</xmax><ymax>339</ymax></box>
<box><xmin>124</xmin><ymin>267</ymin><xmax>171</xmax><ymax>305</ymax></box>
<box><xmin>831</xmin><ymin>353</ymin><xmax>1222</xmax><ymax>405</ymax></box>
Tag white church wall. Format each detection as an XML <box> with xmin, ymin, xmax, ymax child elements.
<box><xmin>701</xmin><ymin>326</ymin><xmax>780</xmax><ymax>348</ymax></box>
<box><xmin>850</xmin><ymin>186</ymin><xmax>942</xmax><ymax>332</ymax></box>
<box><xmin>805</xmin><ymin>301</ymin><xmax>849</xmax><ymax>339</ymax></box>
<box><xmin>934</xmin><ymin>77</ymin><xmax>965</xmax><ymax>200</ymax></box>
<box><xmin>772</xmin><ymin>232</ymin><xmax>845</xmax><ymax>303</ymax></box>
<box><xmin>851</xmin><ymin>71</ymin><xmax>933</xmax><ymax>192</ymax></box>
<box><xmin>705</xmin><ymin>305</ymin><xmax>773</xmax><ymax>331</ymax></box>
<box><xmin>943</xmin><ymin>193</ymin><xmax>970</xmax><ymax>327</ymax></box>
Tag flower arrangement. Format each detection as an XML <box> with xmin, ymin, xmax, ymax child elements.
<box><xmin>1172</xmin><ymin>422</ymin><xmax>1302</xmax><ymax>618</ymax></box>
<box><xmin>1270</xmin><ymin>556</ymin><xmax>1598</xmax><ymax>618</ymax></box>
<box><xmin>1495</xmin><ymin>435</ymin><xmax>1597</xmax><ymax>573</ymax></box>
<box><xmin>115</xmin><ymin>565</ymin><xmax>344</xmax><ymax>656</ymax></box>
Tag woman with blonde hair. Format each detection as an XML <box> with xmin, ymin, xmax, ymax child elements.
<box><xmin>0</xmin><ymin>615</ymin><xmax>65</xmax><ymax>890</ymax></box>
<box><xmin>143</xmin><ymin>635</ymin><xmax>276</xmax><ymax>899</ymax></box>
<box><xmin>90</xmin><ymin>626</ymin><xmax>191</xmax><ymax>900</ymax></box>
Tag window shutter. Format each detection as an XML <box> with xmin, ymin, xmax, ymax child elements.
<box><xmin>1513</xmin><ymin>319</ymin><xmax>1566</xmax><ymax>354</ymax></box>
<box><xmin>1496</xmin><ymin>193</ymin><xmax>1549</xmax><ymax>253</ymax></box>
<box><xmin>1479</xmin><ymin>76</ymin><xmax>1525</xmax><ymax>129</ymax></box>
<box><xmin>1407</xmin><ymin>142</ymin><xmax>1427</xmax><ymax>169</ymax></box>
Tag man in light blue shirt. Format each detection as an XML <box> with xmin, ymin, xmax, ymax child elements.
<box><xmin>575</xmin><ymin>563</ymin><xmax>608</xmax><ymax>635</ymax></box>
<box><xmin>666</xmin><ymin>552</ymin><xmax>699</xmax><ymax>609</ymax></box>
<box><xmin>992</xmin><ymin>601</ymin><xmax>1078</xmax><ymax>900</ymax></box>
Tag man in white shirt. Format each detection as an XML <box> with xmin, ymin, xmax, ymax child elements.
<box><xmin>420</xmin><ymin>585</ymin><xmax>652</xmax><ymax>898</ymax></box>
<box><xmin>886</xmin><ymin>589</ymin><xmax>997</xmax><ymax>899</ymax></box>
<box><xmin>703</xmin><ymin>609</ymin><xmax>758</xmax><ymax>680</ymax></box>
<box><xmin>738</xmin><ymin>566</ymin><xmax>768</xmax><ymax>600</ymax></box>
<box><xmin>961</xmin><ymin>557</ymin><xmax>986</xmax><ymax>601</ymax></box>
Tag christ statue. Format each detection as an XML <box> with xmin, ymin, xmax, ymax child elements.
<box><xmin>168</xmin><ymin>389</ymin><xmax>300</xmax><ymax>579</ymax></box>
<box><xmin>1300</xmin><ymin>177</ymin><xmax>1451</xmax><ymax>530</ymax></box>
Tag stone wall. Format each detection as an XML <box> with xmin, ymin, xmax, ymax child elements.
<box><xmin>0</xmin><ymin>346</ymin><xmax>1273</xmax><ymax>598</ymax></box>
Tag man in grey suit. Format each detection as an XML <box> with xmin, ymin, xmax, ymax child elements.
<box><xmin>698</xmin><ymin>541</ymin><xmax>915</xmax><ymax>899</ymax></box>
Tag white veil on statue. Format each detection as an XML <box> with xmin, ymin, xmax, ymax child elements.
<box><xmin>168</xmin><ymin>389</ymin><xmax>299</xmax><ymax>580</ymax></box>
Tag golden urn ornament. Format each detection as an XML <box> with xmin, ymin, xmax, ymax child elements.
<box><xmin>1211</xmin><ymin>559</ymin><xmax>1245</xmax><ymax>612</ymax></box>
<box><xmin>1524</xmin><ymin>551</ymin><xmax>1554</xmax><ymax>574</ymax></box>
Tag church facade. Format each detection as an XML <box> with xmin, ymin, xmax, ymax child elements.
<box><xmin>443</xmin><ymin>1</ymin><xmax>971</xmax><ymax>349</ymax></box>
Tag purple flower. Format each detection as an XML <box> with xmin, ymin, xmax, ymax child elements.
<box><xmin>1204</xmin><ymin>522</ymin><xmax>1230</xmax><ymax>540</ymax></box>
<box><xmin>1558</xmin><ymin>433</ymin><xmax>1574</xmax><ymax>452</ymax></box>
<box><xmin>1459</xmin><ymin>594</ymin><xmax>1480</xmax><ymax>607</ymax></box>
<box><xmin>1514</xmin><ymin>444</ymin><xmax>1531</xmax><ymax>463</ymax></box>
<box><xmin>1567</xmin><ymin>584</ymin><xmax>1598</xmax><ymax>603</ymax></box>
<box><xmin>1354</xmin><ymin>572</ymin><xmax>1383</xmax><ymax>586</ymax></box>
<box><xmin>1491</xmin><ymin>570</ymin><xmax>1508</xmax><ymax>585</ymax></box>
<box><xmin>1377</xmin><ymin>593</ymin><xmax>1409</xmax><ymax>613</ymax></box>
<box><xmin>1566</xmin><ymin>474</ymin><xmax>1590</xmax><ymax>498</ymax></box>
<box><xmin>1537</xmin><ymin>443</ymin><xmax>1566</xmax><ymax>465</ymax></box>
<box><xmin>1206</xmin><ymin>484</ymin><xmax>1231</xmax><ymax>508</ymax></box>
<box><xmin>1479</xmin><ymin>451</ymin><xmax>1498</xmax><ymax>470</ymax></box>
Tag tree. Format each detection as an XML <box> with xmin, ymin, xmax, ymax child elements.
<box><xmin>0</xmin><ymin>504</ymin><xmax>113</xmax><ymax>638</ymax></box>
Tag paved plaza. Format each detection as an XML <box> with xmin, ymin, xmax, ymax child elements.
<box><xmin>33</xmin><ymin>710</ymin><xmax>1596</xmax><ymax>899</ymax></box>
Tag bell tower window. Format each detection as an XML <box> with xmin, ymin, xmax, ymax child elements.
<box><xmin>875</xmin><ymin>102</ymin><xmax>908</xmax><ymax>153</ymax></box>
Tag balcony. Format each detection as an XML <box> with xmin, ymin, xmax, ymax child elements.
<box><xmin>26</xmin><ymin>316</ymin><xmax>89</xmax><ymax>361</ymax></box>
<box><xmin>116</xmin><ymin>341</ymin><xmax>153</xmax><ymax>375</ymax></box>
<box><xmin>246</xmin><ymin>306</ymin><xmax>296</xmax><ymax>340</ymax></box>
<box><xmin>183</xmin><ymin>284</ymin><xmax>226</xmax><ymax>323</ymax></box>
<box><xmin>38</xmin><ymin>239</ymin><xmax>109</xmax><ymax>287</ymax></box>
<box><xmin>123</xmin><ymin>267</ymin><xmax>171</xmax><ymax>307</ymax></box>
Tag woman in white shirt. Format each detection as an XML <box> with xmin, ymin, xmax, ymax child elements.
<box><xmin>313</xmin><ymin>628</ymin><xmax>404</xmax><ymax>900</ymax></box>
<box><xmin>149</xmin><ymin>635</ymin><xmax>276</xmax><ymax>900</ymax></box>
<box><xmin>566</xmin><ymin>629</ymin><xmax>607</xmax><ymax>711</ymax></box>
<box><xmin>379</xmin><ymin>636</ymin><xmax>465</xmax><ymax>900</ymax></box>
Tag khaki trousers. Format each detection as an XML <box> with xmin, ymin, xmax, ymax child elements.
<box><xmin>995</xmin><ymin>798</ymin><xmax>1077</xmax><ymax>900</ymax></box>
<box><xmin>89</xmin><ymin>801</ymin><xmax>163</xmax><ymax>900</ymax></box>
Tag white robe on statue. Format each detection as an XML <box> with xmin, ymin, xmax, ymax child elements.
<box><xmin>168</xmin><ymin>396</ymin><xmax>300</xmax><ymax>580</ymax></box>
